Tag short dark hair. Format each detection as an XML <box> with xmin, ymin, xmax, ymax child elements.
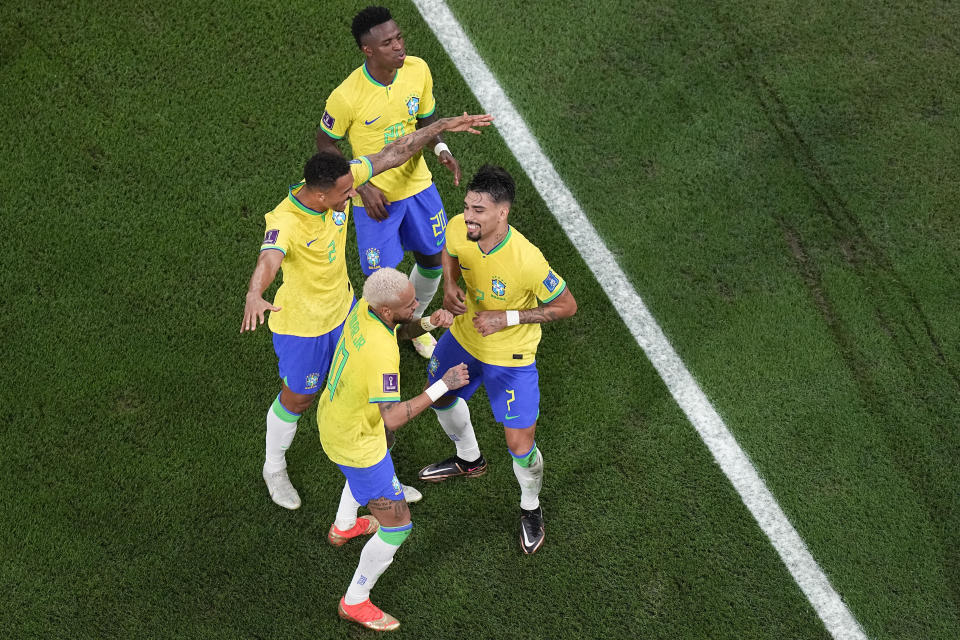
<box><xmin>303</xmin><ymin>152</ymin><xmax>350</xmax><ymax>190</ymax></box>
<box><xmin>352</xmin><ymin>6</ymin><xmax>393</xmax><ymax>48</ymax></box>
<box><xmin>466</xmin><ymin>165</ymin><xmax>515</xmax><ymax>205</ymax></box>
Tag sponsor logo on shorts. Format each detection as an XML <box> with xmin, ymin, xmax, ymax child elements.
<box><xmin>332</xmin><ymin>211</ymin><xmax>346</xmax><ymax>226</ymax></box>
<box><xmin>365</xmin><ymin>247</ymin><xmax>381</xmax><ymax>269</ymax></box>
<box><xmin>392</xmin><ymin>475</ymin><xmax>402</xmax><ymax>495</ymax></box>
<box><xmin>492</xmin><ymin>277</ymin><xmax>506</xmax><ymax>298</ymax></box>
<box><xmin>382</xmin><ymin>373</ymin><xmax>399</xmax><ymax>393</ymax></box>
<box><xmin>543</xmin><ymin>270</ymin><xmax>560</xmax><ymax>292</ymax></box>
<box><xmin>305</xmin><ymin>372</ymin><xmax>320</xmax><ymax>390</ymax></box>
<box><xmin>321</xmin><ymin>111</ymin><xmax>335</xmax><ymax>130</ymax></box>
<box><xmin>263</xmin><ymin>229</ymin><xmax>279</xmax><ymax>245</ymax></box>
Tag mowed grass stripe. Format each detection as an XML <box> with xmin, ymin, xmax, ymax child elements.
<box><xmin>411</xmin><ymin>1</ymin><xmax>866</xmax><ymax>639</ymax></box>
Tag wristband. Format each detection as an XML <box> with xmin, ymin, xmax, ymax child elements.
<box><xmin>505</xmin><ymin>310</ymin><xmax>520</xmax><ymax>326</ymax></box>
<box><xmin>425</xmin><ymin>379</ymin><xmax>449</xmax><ymax>402</ymax></box>
<box><xmin>420</xmin><ymin>316</ymin><xmax>438</xmax><ymax>332</ymax></box>
<box><xmin>433</xmin><ymin>142</ymin><xmax>450</xmax><ymax>157</ymax></box>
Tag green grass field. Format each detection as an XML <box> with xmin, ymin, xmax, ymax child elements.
<box><xmin>2</xmin><ymin>1</ymin><xmax>958</xmax><ymax>638</ymax></box>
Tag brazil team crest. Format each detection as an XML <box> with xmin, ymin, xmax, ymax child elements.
<box><xmin>427</xmin><ymin>355</ymin><xmax>439</xmax><ymax>378</ymax></box>
<box><xmin>305</xmin><ymin>372</ymin><xmax>320</xmax><ymax>390</ymax></box>
<box><xmin>332</xmin><ymin>210</ymin><xmax>346</xmax><ymax>226</ymax></box>
<box><xmin>392</xmin><ymin>475</ymin><xmax>403</xmax><ymax>496</ymax></box>
<box><xmin>365</xmin><ymin>247</ymin><xmax>381</xmax><ymax>269</ymax></box>
<box><xmin>405</xmin><ymin>95</ymin><xmax>420</xmax><ymax>116</ymax></box>
<box><xmin>491</xmin><ymin>277</ymin><xmax>506</xmax><ymax>298</ymax></box>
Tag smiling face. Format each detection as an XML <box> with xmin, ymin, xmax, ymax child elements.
<box><xmin>382</xmin><ymin>281</ymin><xmax>418</xmax><ymax>325</ymax></box>
<box><xmin>361</xmin><ymin>20</ymin><xmax>406</xmax><ymax>70</ymax></box>
<box><xmin>320</xmin><ymin>173</ymin><xmax>357</xmax><ymax>212</ymax></box>
<box><xmin>463</xmin><ymin>190</ymin><xmax>509</xmax><ymax>243</ymax></box>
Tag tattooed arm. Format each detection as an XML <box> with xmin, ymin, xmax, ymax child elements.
<box><xmin>379</xmin><ymin>363</ymin><xmax>470</xmax><ymax>431</ymax></box>
<box><xmin>396</xmin><ymin>309</ymin><xmax>454</xmax><ymax>341</ymax></box>
<box><xmin>472</xmin><ymin>286</ymin><xmax>577</xmax><ymax>337</ymax></box>
<box><xmin>367</xmin><ymin>112</ymin><xmax>493</xmax><ymax>177</ymax></box>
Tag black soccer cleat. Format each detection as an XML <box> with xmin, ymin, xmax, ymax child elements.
<box><xmin>519</xmin><ymin>506</ymin><xmax>545</xmax><ymax>555</ymax></box>
<box><xmin>418</xmin><ymin>455</ymin><xmax>488</xmax><ymax>483</ymax></box>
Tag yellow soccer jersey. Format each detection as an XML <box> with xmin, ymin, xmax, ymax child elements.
<box><xmin>320</xmin><ymin>56</ymin><xmax>437</xmax><ymax>203</ymax></box>
<box><xmin>316</xmin><ymin>300</ymin><xmax>401</xmax><ymax>468</ymax></box>
<box><xmin>261</xmin><ymin>158</ymin><xmax>373</xmax><ymax>337</ymax></box>
<box><xmin>445</xmin><ymin>215</ymin><xmax>567</xmax><ymax>367</ymax></box>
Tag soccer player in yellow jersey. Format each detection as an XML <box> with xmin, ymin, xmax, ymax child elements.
<box><xmin>317</xmin><ymin>267</ymin><xmax>469</xmax><ymax>631</ymax></box>
<box><xmin>240</xmin><ymin>113</ymin><xmax>491</xmax><ymax>511</ymax></box>
<box><xmin>418</xmin><ymin>166</ymin><xmax>577</xmax><ymax>554</ymax></box>
<box><xmin>317</xmin><ymin>6</ymin><xmax>462</xmax><ymax>360</ymax></box>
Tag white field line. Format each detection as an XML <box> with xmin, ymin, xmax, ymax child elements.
<box><xmin>412</xmin><ymin>1</ymin><xmax>867</xmax><ymax>638</ymax></box>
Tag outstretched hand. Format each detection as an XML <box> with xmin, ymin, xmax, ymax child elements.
<box><xmin>438</xmin><ymin>150</ymin><xmax>461</xmax><ymax>185</ymax></box>
<box><xmin>242</xmin><ymin>295</ymin><xmax>280</xmax><ymax>332</ymax></box>
<box><xmin>441</xmin><ymin>112</ymin><xmax>494</xmax><ymax>135</ymax></box>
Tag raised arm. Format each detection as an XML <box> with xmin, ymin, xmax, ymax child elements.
<box><xmin>367</xmin><ymin>113</ymin><xmax>493</xmax><ymax>177</ymax></box>
<box><xmin>379</xmin><ymin>363</ymin><xmax>469</xmax><ymax>431</ymax></box>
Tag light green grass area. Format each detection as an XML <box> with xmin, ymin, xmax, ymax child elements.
<box><xmin>1</xmin><ymin>0</ymin><xmax>957</xmax><ymax>638</ymax></box>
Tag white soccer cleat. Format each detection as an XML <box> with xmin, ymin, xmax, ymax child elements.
<box><xmin>402</xmin><ymin>484</ymin><xmax>423</xmax><ymax>504</ymax></box>
<box><xmin>412</xmin><ymin>331</ymin><xmax>437</xmax><ymax>359</ymax></box>
<box><xmin>262</xmin><ymin>466</ymin><xmax>301</xmax><ymax>510</ymax></box>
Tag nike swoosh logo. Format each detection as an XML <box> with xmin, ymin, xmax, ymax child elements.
<box><xmin>505</xmin><ymin>414</ymin><xmax>519</xmax><ymax>420</ymax></box>
<box><xmin>306</xmin><ymin>237</ymin><xmax>319</xmax><ymax>247</ymax></box>
<box><xmin>522</xmin><ymin>524</ymin><xmax>538</xmax><ymax>548</ymax></box>
<box><xmin>460</xmin><ymin>265</ymin><xmax>470</xmax><ymax>270</ymax></box>
<box><xmin>364</xmin><ymin>116</ymin><xmax>382</xmax><ymax>125</ymax></box>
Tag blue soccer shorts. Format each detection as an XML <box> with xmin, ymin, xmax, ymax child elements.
<box><xmin>272</xmin><ymin>301</ymin><xmax>355</xmax><ymax>395</ymax></box>
<box><xmin>426</xmin><ymin>331</ymin><xmax>540</xmax><ymax>429</ymax></box>
<box><xmin>338</xmin><ymin>451</ymin><xmax>406</xmax><ymax>505</ymax></box>
<box><xmin>354</xmin><ymin>183</ymin><xmax>447</xmax><ymax>275</ymax></box>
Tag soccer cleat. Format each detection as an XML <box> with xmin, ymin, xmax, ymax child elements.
<box><xmin>418</xmin><ymin>454</ymin><xmax>488</xmax><ymax>482</ymax></box>
<box><xmin>411</xmin><ymin>331</ymin><xmax>437</xmax><ymax>359</ymax></box>
<box><xmin>262</xmin><ymin>467</ymin><xmax>301</xmax><ymax>510</ymax></box>
<box><xmin>327</xmin><ymin>516</ymin><xmax>380</xmax><ymax>547</ymax></box>
<box><xmin>338</xmin><ymin>597</ymin><xmax>400</xmax><ymax>631</ymax></box>
<box><xmin>519</xmin><ymin>506</ymin><xmax>545</xmax><ymax>555</ymax></box>
<box><xmin>401</xmin><ymin>484</ymin><xmax>423</xmax><ymax>504</ymax></box>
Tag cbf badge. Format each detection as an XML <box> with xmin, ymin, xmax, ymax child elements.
<box><xmin>366</xmin><ymin>247</ymin><xmax>381</xmax><ymax>269</ymax></box>
<box><xmin>392</xmin><ymin>475</ymin><xmax>402</xmax><ymax>496</ymax></box>
<box><xmin>427</xmin><ymin>355</ymin><xmax>439</xmax><ymax>378</ymax></box>
<box><xmin>492</xmin><ymin>277</ymin><xmax>506</xmax><ymax>298</ymax></box>
<box><xmin>405</xmin><ymin>95</ymin><xmax>420</xmax><ymax>116</ymax></box>
<box><xmin>305</xmin><ymin>372</ymin><xmax>320</xmax><ymax>390</ymax></box>
<box><xmin>332</xmin><ymin>211</ymin><xmax>346</xmax><ymax>226</ymax></box>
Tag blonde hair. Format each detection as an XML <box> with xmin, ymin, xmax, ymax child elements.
<box><xmin>363</xmin><ymin>267</ymin><xmax>410</xmax><ymax>308</ymax></box>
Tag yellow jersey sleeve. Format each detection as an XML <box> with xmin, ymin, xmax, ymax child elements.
<box><xmin>320</xmin><ymin>85</ymin><xmax>353</xmax><ymax>140</ymax></box>
<box><xmin>524</xmin><ymin>247</ymin><xmax>567</xmax><ymax>303</ymax></box>
<box><xmin>417</xmin><ymin>63</ymin><xmax>436</xmax><ymax>119</ymax></box>
<box><xmin>349</xmin><ymin>156</ymin><xmax>373</xmax><ymax>188</ymax></box>
<box><xmin>444</xmin><ymin>214</ymin><xmax>466</xmax><ymax>257</ymax></box>
<box><xmin>261</xmin><ymin>206</ymin><xmax>297</xmax><ymax>255</ymax></box>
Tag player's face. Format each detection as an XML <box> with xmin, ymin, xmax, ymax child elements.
<box><xmin>322</xmin><ymin>173</ymin><xmax>357</xmax><ymax>211</ymax></box>
<box><xmin>389</xmin><ymin>282</ymin><xmax>418</xmax><ymax>324</ymax></box>
<box><xmin>363</xmin><ymin>20</ymin><xmax>406</xmax><ymax>69</ymax></box>
<box><xmin>463</xmin><ymin>191</ymin><xmax>507</xmax><ymax>242</ymax></box>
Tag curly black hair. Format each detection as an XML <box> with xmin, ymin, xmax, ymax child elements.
<box><xmin>351</xmin><ymin>6</ymin><xmax>393</xmax><ymax>48</ymax></box>
<box><xmin>466</xmin><ymin>165</ymin><xmax>516</xmax><ymax>204</ymax></box>
<box><xmin>303</xmin><ymin>152</ymin><xmax>350</xmax><ymax>189</ymax></box>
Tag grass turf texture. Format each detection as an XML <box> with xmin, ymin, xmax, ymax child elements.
<box><xmin>0</xmin><ymin>0</ymin><xmax>957</xmax><ymax>638</ymax></box>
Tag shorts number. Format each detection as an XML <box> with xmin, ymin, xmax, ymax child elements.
<box><xmin>430</xmin><ymin>210</ymin><xmax>447</xmax><ymax>239</ymax></box>
<box><xmin>506</xmin><ymin>389</ymin><xmax>516</xmax><ymax>412</ymax></box>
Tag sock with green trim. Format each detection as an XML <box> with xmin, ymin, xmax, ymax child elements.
<box><xmin>410</xmin><ymin>263</ymin><xmax>441</xmax><ymax>318</ymax></box>
<box><xmin>511</xmin><ymin>443</ymin><xmax>543</xmax><ymax>510</ymax></box>
<box><xmin>264</xmin><ymin>394</ymin><xmax>300</xmax><ymax>474</ymax></box>
<box><xmin>344</xmin><ymin>523</ymin><xmax>413</xmax><ymax>605</ymax></box>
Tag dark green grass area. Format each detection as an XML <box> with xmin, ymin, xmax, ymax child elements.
<box><xmin>1</xmin><ymin>0</ymin><xmax>955</xmax><ymax>638</ymax></box>
<box><xmin>444</xmin><ymin>0</ymin><xmax>960</xmax><ymax>637</ymax></box>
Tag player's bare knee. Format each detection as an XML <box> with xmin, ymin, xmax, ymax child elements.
<box><xmin>367</xmin><ymin>496</ymin><xmax>411</xmax><ymax>527</ymax></box>
<box><xmin>280</xmin><ymin>386</ymin><xmax>314</xmax><ymax>414</ymax></box>
<box><xmin>413</xmin><ymin>250</ymin><xmax>442</xmax><ymax>269</ymax></box>
<box><xmin>505</xmin><ymin>424</ymin><xmax>536</xmax><ymax>457</ymax></box>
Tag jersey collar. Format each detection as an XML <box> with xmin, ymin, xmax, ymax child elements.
<box><xmin>288</xmin><ymin>182</ymin><xmax>327</xmax><ymax>219</ymax></box>
<box><xmin>479</xmin><ymin>226</ymin><xmax>513</xmax><ymax>256</ymax></box>
<box><xmin>362</xmin><ymin>62</ymin><xmax>398</xmax><ymax>88</ymax></box>
<box><xmin>367</xmin><ymin>308</ymin><xmax>397</xmax><ymax>335</ymax></box>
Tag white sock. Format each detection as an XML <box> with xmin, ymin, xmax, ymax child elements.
<box><xmin>264</xmin><ymin>399</ymin><xmax>299</xmax><ymax>473</ymax></box>
<box><xmin>410</xmin><ymin>264</ymin><xmax>441</xmax><ymax>318</ymax></box>
<box><xmin>512</xmin><ymin>448</ymin><xmax>544</xmax><ymax>510</ymax></box>
<box><xmin>433</xmin><ymin>399</ymin><xmax>481</xmax><ymax>462</ymax></box>
<box><xmin>344</xmin><ymin>533</ymin><xmax>402</xmax><ymax>605</ymax></box>
<box><xmin>334</xmin><ymin>481</ymin><xmax>362</xmax><ymax>531</ymax></box>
